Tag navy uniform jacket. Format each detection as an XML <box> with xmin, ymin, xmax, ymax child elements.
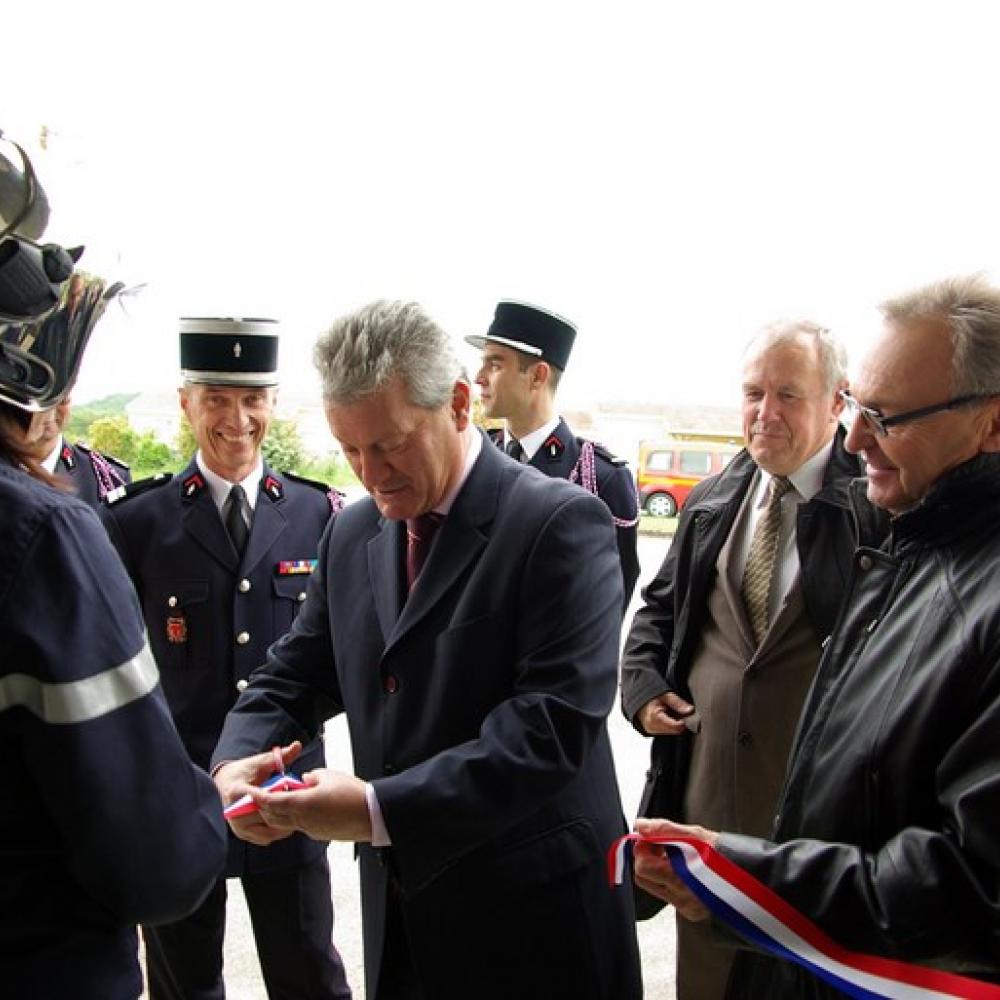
<box><xmin>490</xmin><ymin>417</ymin><xmax>640</xmax><ymax>609</ymax></box>
<box><xmin>213</xmin><ymin>435</ymin><xmax>642</xmax><ymax>1000</ymax></box>
<box><xmin>101</xmin><ymin>458</ymin><xmax>337</xmax><ymax>877</ymax></box>
<box><xmin>0</xmin><ymin>459</ymin><xmax>226</xmax><ymax>1000</ymax></box>
<box><xmin>55</xmin><ymin>438</ymin><xmax>130</xmax><ymax>508</ymax></box>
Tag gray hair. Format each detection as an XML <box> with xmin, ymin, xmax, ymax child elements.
<box><xmin>313</xmin><ymin>300</ymin><xmax>464</xmax><ymax>407</ymax></box>
<box><xmin>880</xmin><ymin>274</ymin><xmax>1000</xmax><ymax>396</ymax></box>
<box><xmin>745</xmin><ymin>319</ymin><xmax>847</xmax><ymax>393</ymax></box>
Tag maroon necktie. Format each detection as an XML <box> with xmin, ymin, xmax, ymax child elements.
<box><xmin>405</xmin><ymin>512</ymin><xmax>443</xmax><ymax>591</ymax></box>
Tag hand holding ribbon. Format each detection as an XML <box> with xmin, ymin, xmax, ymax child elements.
<box><xmin>247</xmin><ymin>767</ymin><xmax>372</xmax><ymax>844</ymax></box>
<box><xmin>215</xmin><ymin>741</ymin><xmax>305</xmax><ymax>846</ymax></box>
<box><xmin>631</xmin><ymin>817</ymin><xmax>715</xmax><ymax>920</ymax></box>
<box><xmin>610</xmin><ymin>820</ymin><xmax>1000</xmax><ymax>999</ymax></box>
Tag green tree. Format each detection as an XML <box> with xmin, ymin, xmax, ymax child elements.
<box><xmin>262</xmin><ymin>418</ymin><xmax>306</xmax><ymax>471</ymax></box>
<box><xmin>134</xmin><ymin>433</ymin><xmax>172</xmax><ymax>471</ymax></box>
<box><xmin>87</xmin><ymin>415</ymin><xmax>174</xmax><ymax>475</ymax></box>
<box><xmin>66</xmin><ymin>394</ymin><xmax>139</xmax><ymax>442</ymax></box>
<box><xmin>175</xmin><ymin>418</ymin><xmax>197</xmax><ymax>461</ymax></box>
<box><xmin>87</xmin><ymin>415</ymin><xmax>139</xmax><ymax>464</ymax></box>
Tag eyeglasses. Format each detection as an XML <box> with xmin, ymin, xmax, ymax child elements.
<box><xmin>839</xmin><ymin>389</ymin><xmax>995</xmax><ymax>437</ymax></box>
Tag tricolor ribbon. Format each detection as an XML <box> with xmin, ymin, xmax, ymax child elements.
<box><xmin>223</xmin><ymin>772</ymin><xmax>307</xmax><ymax>820</ymax></box>
<box><xmin>609</xmin><ymin>834</ymin><xmax>1000</xmax><ymax>999</ymax></box>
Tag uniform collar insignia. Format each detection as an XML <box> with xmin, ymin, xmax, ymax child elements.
<box><xmin>182</xmin><ymin>472</ymin><xmax>206</xmax><ymax>500</ymax></box>
<box><xmin>263</xmin><ymin>474</ymin><xmax>284</xmax><ymax>502</ymax></box>
<box><xmin>60</xmin><ymin>443</ymin><xmax>76</xmax><ymax>468</ymax></box>
<box><xmin>542</xmin><ymin>433</ymin><xmax>565</xmax><ymax>458</ymax></box>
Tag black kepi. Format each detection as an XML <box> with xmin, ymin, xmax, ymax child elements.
<box><xmin>179</xmin><ymin>317</ymin><xmax>279</xmax><ymax>387</ymax></box>
<box><xmin>465</xmin><ymin>301</ymin><xmax>577</xmax><ymax>371</ymax></box>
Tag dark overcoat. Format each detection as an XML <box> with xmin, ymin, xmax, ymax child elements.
<box><xmin>213</xmin><ymin>436</ymin><xmax>643</xmax><ymax>1000</ymax></box>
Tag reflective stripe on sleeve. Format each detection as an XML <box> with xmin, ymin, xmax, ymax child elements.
<box><xmin>0</xmin><ymin>643</ymin><xmax>161</xmax><ymax>724</ymax></box>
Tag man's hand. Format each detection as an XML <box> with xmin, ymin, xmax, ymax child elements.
<box><xmin>214</xmin><ymin>742</ymin><xmax>304</xmax><ymax>846</ymax></box>
<box><xmin>638</xmin><ymin>691</ymin><xmax>697</xmax><ymax>736</ymax></box>
<box><xmin>633</xmin><ymin>817</ymin><xmax>718</xmax><ymax>921</ymax></box>
<box><xmin>248</xmin><ymin>768</ymin><xmax>373</xmax><ymax>844</ymax></box>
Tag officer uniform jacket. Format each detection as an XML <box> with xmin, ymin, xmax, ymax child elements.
<box><xmin>490</xmin><ymin>416</ymin><xmax>640</xmax><ymax>609</ymax></box>
<box><xmin>0</xmin><ymin>458</ymin><xmax>226</xmax><ymax>1000</ymax></box>
<box><xmin>55</xmin><ymin>438</ymin><xmax>130</xmax><ymax>508</ymax></box>
<box><xmin>213</xmin><ymin>435</ymin><xmax>643</xmax><ymax>1000</ymax></box>
<box><xmin>102</xmin><ymin>457</ymin><xmax>335</xmax><ymax>876</ymax></box>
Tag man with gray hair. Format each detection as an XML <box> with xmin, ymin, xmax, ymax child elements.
<box><xmin>633</xmin><ymin>279</ymin><xmax>1000</xmax><ymax>995</ymax></box>
<box><xmin>621</xmin><ymin>319</ymin><xmax>886</xmax><ymax>999</ymax></box>
<box><xmin>212</xmin><ymin>300</ymin><xmax>642</xmax><ymax>1000</ymax></box>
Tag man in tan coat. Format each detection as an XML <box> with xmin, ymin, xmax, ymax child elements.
<box><xmin>620</xmin><ymin>321</ymin><xmax>886</xmax><ymax>1000</ymax></box>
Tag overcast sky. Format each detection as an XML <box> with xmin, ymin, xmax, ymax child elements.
<box><xmin>6</xmin><ymin>0</ymin><xmax>1000</xmax><ymax>409</ymax></box>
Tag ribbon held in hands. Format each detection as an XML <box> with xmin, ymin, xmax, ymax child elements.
<box><xmin>609</xmin><ymin>833</ymin><xmax>1000</xmax><ymax>1000</ymax></box>
<box><xmin>223</xmin><ymin>746</ymin><xmax>307</xmax><ymax>820</ymax></box>
<box><xmin>223</xmin><ymin>772</ymin><xmax>307</xmax><ymax>820</ymax></box>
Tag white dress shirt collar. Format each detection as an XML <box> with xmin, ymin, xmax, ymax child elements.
<box><xmin>196</xmin><ymin>452</ymin><xmax>263</xmax><ymax>514</ymax></box>
<box><xmin>755</xmin><ymin>439</ymin><xmax>833</xmax><ymax>509</ymax></box>
<box><xmin>506</xmin><ymin>416</ymin><xmax>560</xmax><ymax>462</ymax></box>
<box><xmin>39</xmin><ymin>437</ymin><xmax>64</xmax><ymax>476</ymax></box>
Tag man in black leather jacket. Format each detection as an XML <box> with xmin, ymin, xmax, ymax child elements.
<box><xmin>634</xmin><ymin>274</ymin><xmax>1000</xmax><ymax>996</ymax></box>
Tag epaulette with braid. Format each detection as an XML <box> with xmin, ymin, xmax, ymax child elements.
<box><xmin>569</xmin><ymin>440</ymin><xmax>639</xmax><ymax>528</ymax></box>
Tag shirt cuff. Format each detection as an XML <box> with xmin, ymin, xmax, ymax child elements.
<box><xmin>365</xmin><ymin>782</ymin><xmax>391</xmax><ymax>847</ymax></box>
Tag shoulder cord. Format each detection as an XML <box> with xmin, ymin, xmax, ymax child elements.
<box><xmin>327</xmin><ymin>489</ymin><xmax>345</xmax><ymax>515</ymax></box>
<box><xmin>88</xmin><ymin>450</ymin><xmax>128</xmax><ymax>500</ymax></box>
<box><xmin>568</xmin><ymin>440</ymin><xmax>640</xmax><ymax>528</ymax></box>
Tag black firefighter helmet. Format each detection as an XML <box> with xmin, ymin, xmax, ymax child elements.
<box><xmin>0</xmin><ymin>128</ymin><xmax>121</xmax><ymax>412</ymax></box>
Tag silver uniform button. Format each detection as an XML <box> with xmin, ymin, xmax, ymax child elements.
<box><xmin>168</xmin><ymin>595</ymin><xmax>178</xmax><ymax>608</ymax></box>
<box><xmin>236</xmin><ymin>631</ymin><xmax>250</xmax><ymax>645</ymax></box>
<box><xmin>235</xmin><ymin>678</ymin><xmax>249</xmax><ymax>692</ymax></box>
<box><xmin>239</xmin><ymin>579</ymin><xmax>251</xmax><ymax>593</ymax></box>
<box><xmin>858</xmin><ymin>554</ymin><xmax>873</xmax><ymax>571</ymax></box>
<box><xmin>297</xmin><ymin>592</ymin><xmax>307</xmax><ymax>603</ymax></box>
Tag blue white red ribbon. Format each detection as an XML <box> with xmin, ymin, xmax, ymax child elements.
<box><xmin>609</xmin><ymin>833</ymin><xmax>1000</xmax><ymax>999</ymax></box>
<box><xmin>223</xmin><ymin>772</ymin><xmax>307</xmax><ymax>820</ymax></box>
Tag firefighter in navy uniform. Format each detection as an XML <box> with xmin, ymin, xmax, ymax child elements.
<box><xmin>20</xmin><ymin>396</ymin><xmax>130</xmax><ymax>507</ymax></box>
<box><xmin>468</xmin><ymin>300</ymin><xmax>640</xmax><ymax>609</ymax></box>
<box><xmin>0</xmin><ymin>130</ymin><xmax>226</xmax><ymax>1000</ymax></box>
<box><xmin>101</xmin><ymin>316</ymin><xmax>352</xmax><ymax>1000</ymax></box>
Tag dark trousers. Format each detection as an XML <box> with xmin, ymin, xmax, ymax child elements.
<box><xmin>143</xmin><ymin>853</ymin><xmax>351</xmax><ymax>1000</ymax></box>
<box><xmin>375</xmin><ymin>881</ymin><xmax>424</xmax><ymax>1000</ymax></box>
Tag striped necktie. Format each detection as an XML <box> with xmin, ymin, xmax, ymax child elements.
<box><xmin>740</xmin><ymin>475</ymin><xmax>793</xmax><ymax>645</ymax></box>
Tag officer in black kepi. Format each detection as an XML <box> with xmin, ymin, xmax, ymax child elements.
<box><xmin>0</xmin><ymin>129</ymin><xmax>226</xmax><ymax>1000</ymax></box>
<box><xmin>19</xmin><ymin>395</ymin><xmax>130</xmax><ymax>508</ymax></box>
<box><xmin>101</xmin><ymin>317</ymin><xmax>352</xmax><ymax>1000</ymax></box>
<box><xmin>467</xmin><ymin>300</ymin><xmax>640</xmax><ymax>610</ymax></box>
